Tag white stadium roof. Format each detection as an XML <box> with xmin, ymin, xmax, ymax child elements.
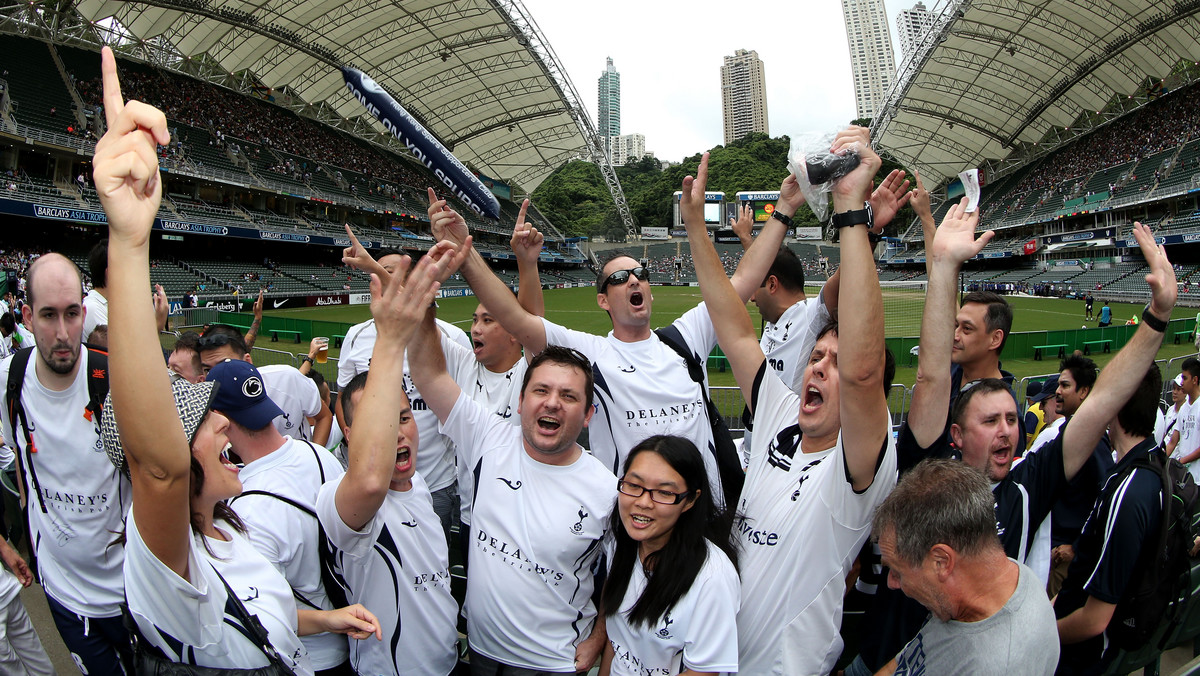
<box><xmin>873</xmin><ymin>0</ymin><xmax>1200</xmax><ymax>187</ymax></box>
<box><xmin>59</xmin><ymin>0</ymin><xmax>598</xmax><ymax>193</ymax></box>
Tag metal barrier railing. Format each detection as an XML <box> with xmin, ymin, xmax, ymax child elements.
<box><xmin>249</xmin><ymin>347</ymin><xmax>298</xmax><ymax>368</ymax></box>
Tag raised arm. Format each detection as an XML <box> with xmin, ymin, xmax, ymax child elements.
<box><xmin>333</xmin><ymin>250</ymin><xmax>448</xmax><ymax>531</ymax></box>
<box><xmin>406</xmin><ymin>305</ymin><xmax>463</xmax><ymax>424</ymax></box>
<box><xmin>730</xmin><ymin>205</ymin><xmax>754</xmax><ymax>251</ymax></box>
<box><xmin>830</xmin><ymin>127</ymin><xmax>890</xmax><ymax>491</ymax></box>
<box><xmin>427</xmin><ymin>188</ymin><xmax>548</xmax><ymax>353</ymax></box>
<box><xmin>908</xmin><ymin>199</ymin><xmax>993</xmax><ymax>448</ymax></box>
<box><xmin>728</xmin><ymin>174</ymin><xmax>802</xmax><ymax>301</ymax></box>
<box><xmin>244</xmin><ymin>289</ymin><xmax>263</xmax><ymax>349</ymax></box>
<box><xmin>94</xmin><ymin>47</ymin><xmax>190</xmax><ymax>576</ymax></box>
<box><xmin>907</xmin><ymin>170</ymin><xmax>936</xmax><ymax>279</ymax></box>
<box><xmin>681</xmin><ymin>153</ymin><xmax>764</xmax><ymax>409</ymax></box>
<box><xmin>511</xmin><ymin>198</ymin><xmax>546</xmax><ymax>318</ymax></box>
<box><xmin>1061</xmin><ymin>222</ymin><xmax>1176</xmax><ymax>479</ymax></box>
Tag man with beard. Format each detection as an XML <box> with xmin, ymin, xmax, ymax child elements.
<box><xmin>0</xmin><ymin>253</ymin><xmax>131</xmax><ymax>672</ymax></box>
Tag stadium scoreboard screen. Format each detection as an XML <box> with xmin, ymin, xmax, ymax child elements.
<box><xmin>673</xmin><ymin>191</ymin><xmax>725</xmax><ymax>229</ymax></box>
<box><xmin>735</xmin><ymin>191</ymin><xmax>781</xmax><ymax>224</ymax></box>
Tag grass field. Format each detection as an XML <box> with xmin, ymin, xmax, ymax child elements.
<box><xmin>246</xmin><ymin>286</ymin><xmax>1200</xmax><ymax>390</ymax></box>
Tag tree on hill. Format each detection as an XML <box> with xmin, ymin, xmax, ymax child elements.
<box><xmin>533</xmin><ymin>130</ymin><xmax>910</xmax><ymax>237</ymax></box>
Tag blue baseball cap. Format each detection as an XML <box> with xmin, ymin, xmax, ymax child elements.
<box><xmin>206</xmin><ymin>359</ymin><xmax>284</xmax><ymax>430</ymax></box>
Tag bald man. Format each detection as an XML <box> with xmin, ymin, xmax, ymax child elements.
<box><xmin>0</xmin><ymin>253</ymin><xmax>132</xmax><ymax>672</ymax></box>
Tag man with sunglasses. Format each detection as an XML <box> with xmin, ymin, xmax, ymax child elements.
<box><xmin>426</xmin><ymin>184</ymin><xmax>794</xmax><ymax>506</ymax></box>
<box><xmin>408</xmin><ymin>302</ymin><xmax>615</xmax><ymax>675</ymax></box>
<box><xmin>197</xmin><ymin>325</ymin><xmax>333</xmax><ymax>446</ymax></box>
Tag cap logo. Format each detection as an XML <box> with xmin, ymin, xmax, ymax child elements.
<box><xmin>242</xmin><ymin>377</ymin><xmax>263</xmax><ymax>398</ymax></box>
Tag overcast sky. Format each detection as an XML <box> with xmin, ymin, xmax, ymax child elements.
<box><xmin>521</xmin><ymin>0</ymin><xmax>921</xmax><ymax>163</ymax></box>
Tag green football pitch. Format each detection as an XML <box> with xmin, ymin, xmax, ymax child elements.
<box><xmin>257</xmin><ymin>286</ymin><xmax>1199</xmax><ymax>388</ymax></box>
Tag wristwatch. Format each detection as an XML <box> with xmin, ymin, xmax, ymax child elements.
<box><xmin>831</xmin><ymin>201</ymin><xmax>873</xmax><ymax>242</ymax></box>
<box><xmin>301</xmin><ymin>356</ymin><xmax>315</xmax><ymax>365</ymax></box>
<box><xmin>770</xmin><ymin>210</ymin><xmax>794</xmax><ymax>228</ymax></box>
<box><xmin>1141</xmin><ymin>304</ymin><xmax>1168</xmax><ymax>332</ymax></box>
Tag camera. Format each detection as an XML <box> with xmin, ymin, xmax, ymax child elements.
<box><xmin>805</xmin><ymin>150</ymin><xmax>861</xmax><ymax>185</ymax></box>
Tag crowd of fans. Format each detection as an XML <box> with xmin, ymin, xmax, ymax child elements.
<box><xmin>75</xmin><ymin>66</ymin><xmax>436</xmax><ymax>199</ymax></box>
<box><xmin>997</xmin><ymin>82</ymin><xmax>1200</xmax><ymax>215</ymax></box>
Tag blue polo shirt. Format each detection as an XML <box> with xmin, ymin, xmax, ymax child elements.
<box><xmin>1054</xmin><ymin>437</ymin><xmax>1163</xmax><ymax>676</ymax></box>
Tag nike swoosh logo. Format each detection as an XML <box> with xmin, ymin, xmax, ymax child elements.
<box><xmin>273</xmin><ymin>299</ymin><xmax>287</xmax><ymax>308</ymax></box>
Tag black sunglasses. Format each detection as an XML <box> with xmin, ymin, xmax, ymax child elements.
<box><xmin>600</xmin><ymin>266</ymin><xmax>649</xmax><ymax>294</ymax></box>
<box><xmin>197</xmin><ymin>333</ymin><xmax>235</xmax><ymax>350</ymax></box>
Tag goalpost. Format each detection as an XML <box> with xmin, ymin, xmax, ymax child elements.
<box><xmin>803</xmin><ymin>279</ymin><xmax>928</xmax><ymax>339</ymax></box>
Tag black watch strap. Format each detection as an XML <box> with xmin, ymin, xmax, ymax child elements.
<box><xmin>770</xmin><ymin>210</ymin><xmax>793</xmax><ymax>228</ymax></box>
<box><xmin>1141</xmin><ymin>304</ymin><xmax>1168</xmax><ymax>332</ymax></box>
<box><xmin>832</xmin><ymin>207</ymin><xmax>872</xmax><ymax>230</ymax></box>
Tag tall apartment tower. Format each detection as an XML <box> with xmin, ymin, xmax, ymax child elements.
<box><xmin>598</xmin><ymin>57</ymin><xmax>620</xmax><ymax>157</ymax></box>
<box><xmin>842</xmin><ymin>0</ymin><xmax>898</xmax><ymax>120</ymax></box>
<box><xmin>896</xmin><ymin>2</ymin><xmax>934</xmax><ymax>60</ymax></box>
<box><xmin>720</xmin><ymin>49</ymin><xmax>769</xmax><ymax>145</ymax></box>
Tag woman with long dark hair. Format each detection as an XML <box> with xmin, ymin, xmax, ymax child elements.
<box><xmin>95</xmin><ymin>46</ymin><xmax>380</xmax><ymax>674</ymax></box>
<box><xmin>598</xmin><ymin>435</ymin><xmax>740</xmax><ymax>676</ymax></box>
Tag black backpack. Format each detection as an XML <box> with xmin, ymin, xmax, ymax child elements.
<box><xmin>1108</xmin><ymin>449</ymin><xmax>1200</xmax><ymax>651</ymax></box>
<box><xmin>229</xmin><ymin>441</ymin><xmax>349</xmax><ymax>611</ymax></box>
<box><xmin>654</xmin><ymin>326</ymin><xmax>744</xmax><ymax>508</ymax></box>
<box><xmin>5</xmin><ymin>346</ymin><xmax>111</xmax><ymax>582</ymax></box>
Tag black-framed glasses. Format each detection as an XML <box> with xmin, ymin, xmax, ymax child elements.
<box><xmin>600</xmin><ymin>267</ymin><xmax>649</xmax><ymax>294</ymax></box>
<box><xmin>617</xmin><ymin>479</ymin><xmax>692</xmax><ymax>505</ymax></box>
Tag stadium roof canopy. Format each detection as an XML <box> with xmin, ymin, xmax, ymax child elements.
<box><xmin>872</xmin><ymin>0</ymin><xmax>1200</xmax><ymax>188</ymax></box>
<box><xmin>52</xmin><ymin>0</ymin><xmax>598</xmax><ymax>193</ymax></box>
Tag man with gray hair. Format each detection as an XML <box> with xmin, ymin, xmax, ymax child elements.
<box><xmin>874</xmin><ymin>459</ymin><xmax>1058</xmax><ymax>675</ymax></box>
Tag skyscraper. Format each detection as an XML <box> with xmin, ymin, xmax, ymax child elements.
<box><xmin>896</xmin><ymin>2</ymin><xmax>934</xmax><ymax>60</ymax></box>
<box><xmin>842</xmin><ymin>0</ymin><xmax>897</xmax><ymax>120</ymax></box>
<box><xmin>720</xmin><ymin>49</ymin><xmax>769</xmax><ymax>146</ymax></box>
<box><xmin>598</xmin><ymin>57</ymin><xmax>620</xmax><ymax>157</ymax></box>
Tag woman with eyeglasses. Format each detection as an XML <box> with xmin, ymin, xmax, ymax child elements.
<box><xmin>598</xmin><ymin>435</ymin><xmax>740</xmax><ymax>676</ymax></box>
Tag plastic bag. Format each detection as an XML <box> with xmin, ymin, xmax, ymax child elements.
<box><xmin>787</xmin><ymin>133</ymin><xmax>861</xmax><ymax>223</ymax></box>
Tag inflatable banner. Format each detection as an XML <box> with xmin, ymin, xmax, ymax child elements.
<box><xmin>342</xmin><ymin>67</ymin><xmax>501</xmax><ymax>221</ymax></box>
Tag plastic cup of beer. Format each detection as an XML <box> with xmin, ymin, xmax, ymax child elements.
<box><xmin>315</xmin><ymin>337</ymin><xmax>330</xmax><ymax>364</ymax></box>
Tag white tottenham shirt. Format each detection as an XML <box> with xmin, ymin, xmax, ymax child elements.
<box><xmin>316</xmin><ymin>473</ymin><xmax>458</xmax><ymax>676</ymax></box>
<box><xmin>605</xmin><ymin>540</ymin><xmax>739</xmax><ymax>676</ymax></box>
<box><xmin>258</xmin><ymin>364</ymin><xmax>323</xmax><ymax>442</ymax></box>
<box><xmin>442</xmin><ymin>338</ymin><xmax>525</xmax><ymax>527</ymax></box>
<box><xmin>124</xmin><ymin>512</ymin><xmax>312</xmax><ymax>675</ymax></box>
<box><xmin>81</xmin><ymin>288</ymin><xmax>108</xmax><ymax>341</ymax></box>
<box><xmin>541</xmin><ymin>305</ymin><xmax>724</xmax><ymax>503</ymax></box>
<box><xmin>759</xmin><ymin>294</ymin><xmax>830</xmax><ymax>396</ymax></box>
<box><xmin>442</xmin><ymin>392</ymin><xmax>615</xmax><ymax>671</ymax></box>
<box><xmin>0</xmin><ymin>354</ymin><xmax>129</xmax><ymax>617</ymax></box>
<box><xmin>337</xmin><ymin>318</ymin><xmax>471</xmax><ymax>492</ymax></box>
<box><xmin>736</xmin><ymin>365</ymin><xmax>897</xmax><ymax>676</ymax></box>
<box><xmin>744</xmin><ymin>294</ymin><xmax>831</xmax><ymax>455</ymax></box>
<box><xmin>228</xmin><ymin>438</ymin><xmax>348</xmax><ymax>670</ymax></box>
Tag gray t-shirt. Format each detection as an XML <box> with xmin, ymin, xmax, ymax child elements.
<box><xmin>894</xmin><ymin>561</ymin><xmax>1058</xmax><ymax>675</ymax></box>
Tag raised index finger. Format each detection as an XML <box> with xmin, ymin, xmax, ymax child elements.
<box><xmin>344</xmin><ymin>223</ymin><xmax>364</xmax><ymax>249</ymax></box>
<box><xmin>101</xmin><ymin>46</ymin><xmax>124</xmax><ymax>132</ymax></box>
<box><xmin>517</xmin><ymin>198</ymin><xmax>529</xmax><ymax>227</ymax></box>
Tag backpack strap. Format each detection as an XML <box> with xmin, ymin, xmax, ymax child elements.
<box><xmin>654</xmin><ymin>326</ymin><xmax>704</xmax><ymax>385</ymax></box>
<box><xmin>83</xmin><ymin>347</ymin><xmax>108</xmax><ymax>426</ymax></box>
<box><xmin>230</xmin><ymin>489</ymin><xmax>324</xmax><ymax>609</ymax></box>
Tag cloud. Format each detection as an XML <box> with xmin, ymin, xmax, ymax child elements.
<box><xmin>521</xmin><ymin>0</ymin><xmax>913</xmax><ymax>163</ymax></box>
